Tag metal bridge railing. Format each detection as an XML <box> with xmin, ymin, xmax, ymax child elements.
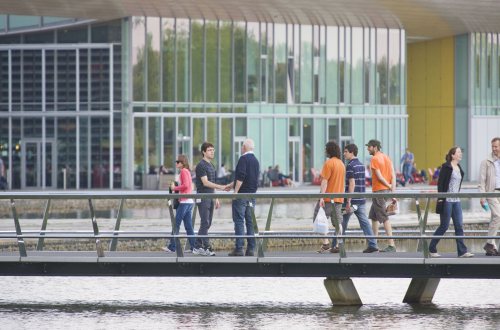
<box><xmin>0</xmin><ymin>191</ymin><xmax>499</xmax><ymax>259</ymax></box>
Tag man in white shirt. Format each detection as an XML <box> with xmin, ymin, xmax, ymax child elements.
<box><xmin>480</xmin><ymin>137</ymin><xmax>500</xmax><ymax>256</ymax></box>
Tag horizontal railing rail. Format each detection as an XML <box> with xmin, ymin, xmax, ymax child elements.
<box><xmin>0</xmin><ymin>190</ymin><xmax>498</xmax><ymax>260</ymax></box>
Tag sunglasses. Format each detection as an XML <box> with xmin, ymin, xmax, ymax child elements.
<box><xmin>175</xmin><ymin>160</ymin><xmax>182</xmax><ymax>163</ymax></box>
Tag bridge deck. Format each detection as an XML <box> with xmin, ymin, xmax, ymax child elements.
<box><xmin>0</xmin><ymin>251</ymin><xmax>499</xmax><ymax>278</ymax></box>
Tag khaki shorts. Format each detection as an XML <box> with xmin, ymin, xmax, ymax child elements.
<box><xmin>369</xmin><ymin>189</ymin><xmax>390</xmax><ymax>223</ymax></box>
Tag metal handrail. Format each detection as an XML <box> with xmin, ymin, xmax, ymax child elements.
<box><xmin>0</xmin><ymin>190</ymin><xmax>498</xmax><ymax>259</ymax></box>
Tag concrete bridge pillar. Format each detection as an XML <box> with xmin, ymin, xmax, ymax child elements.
<box><xmin>323</xmin><ymin>277</ymin><xmax>362</xmax><ymax>306</ymax></box>
<box><xmin>403</xmin><ymin>278</ymin><xmax>441</xmax><ymax>304</ymax></box>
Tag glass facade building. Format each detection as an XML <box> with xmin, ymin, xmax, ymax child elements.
<box><xmin>0</xmin><ymin>16</ymin><xmax>407</xmax><ymax>189</ymax></box>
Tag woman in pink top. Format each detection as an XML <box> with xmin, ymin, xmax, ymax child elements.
<box><xmin>163</xmin><ymin>154</ymin><xmax>196</xmax><ymax>253</ymax></box>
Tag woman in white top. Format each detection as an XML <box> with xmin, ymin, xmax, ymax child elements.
<box><xmin>429</xmin><ymin>147</ymin><xmax>473</xmax><ymax>258</ymax></box>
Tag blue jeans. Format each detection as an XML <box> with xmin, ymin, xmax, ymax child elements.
<box><xmin>168</xmin><ymin>203</ymin><xmax>195</xmax><ymax>252</ymax></box>
<box><xmin>232</xmin><ymin>198</ymin><xmax>256</xmax><ymax>251</ymax></box>
<box><xmin>429</xmin><ymin>201</ymin><xmax>468</xmax><ymax>256</ymax></box>
<box><xmin>195</xmin><ymin>199</ymin><xmax>214</xmax><ymax>249</ymax></box>
<box><xmin>403</xmin><ymin>163</ymin><xmax>413</xmax><ymax>184</ymax></box>
<box><xmin>332</xmin><ymin>203</ymin><xmax>378</xmax><ymax>248</ymax></box>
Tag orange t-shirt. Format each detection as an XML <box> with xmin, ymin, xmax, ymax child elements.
<box><xmin>320</xmin><ymin>157</ymin><xmax>346</xmax><ymax>203</ymax></box>
<box><xmin>370</xmin><ymin>152</ymin><xmax>393</xmax><ymax>192</ymax></box>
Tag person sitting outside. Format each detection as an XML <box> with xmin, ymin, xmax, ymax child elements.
<box><xmin>274</xmin><ymin>165</ymin><xmax>292</xmax><ymax>187</ymax></box>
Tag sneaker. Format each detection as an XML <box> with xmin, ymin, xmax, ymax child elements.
<box><xmin>484</xmin><ymin>243</ymin><xmax>499</xmax><ymax>256</ymax></box>
<box><xmin>429</xmin><ymin>252</ymin><xmax>441</xmax><ymax>258</ymax></box>
<box><xmin>205</xmin><ymin>247</ymin><xmax>216</xmax><ymax>256</ymax></box>
<box><xmin>363</xmin><ymin>246</ymin><xmax>379</xmax><ymax>253</ymax></box>
<box><xmin>459</xmin><ymin>252</ymin><xmax>474</xmax><ymax>258</ymax></box>
<box><xmin>316</xmin><ymin>244</ymin><xmax>330</xmax><ymax>254</ymax></box>
<box><xmin>192</xmin><ymin>247</ymin><xmax>206</xmax><ymax>255</ymax></box>
<box><xmin>328</xmin><ymin>246</ymin><xmax>340</xmax><ymax>253</ymax></box>
<box><xmin>228</xmin><ymin>249</ymin><xmax>244</xmax><ymax>256</ymax></box>
<box><xmin>245</xmin><ymin>250</ymin><xmax>255</xmax><ymax>256</ymax></box>
<box><xmin>162</xmin><ymin>247</ymin><xmax>175</xmax><ymax>253</ymax></box>
<box><xmin>380</xmin><ymin>245</ymin><xmax>396</xmax><ymax>253</ymax></box>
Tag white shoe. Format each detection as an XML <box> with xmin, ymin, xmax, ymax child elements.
<box><xmin>162</xmin><ymin>247</ymin><xmax>174</xmax><ymax>253</ymax></box>
<box><xmin>429</xmin><ymin>252</ymin><xmax>441</xmax><ymax>258</ymax></box>
<box><xmin>192</xmin><ymin>248</ymin><xmax>206</xmax><ymax>255</ymax></box>
<box><xmin>459</xmin><ymin>252</ymin><xmax>474</xmax><ymax>258</ymax></box>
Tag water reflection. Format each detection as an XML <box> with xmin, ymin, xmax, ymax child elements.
<box><xmin>0</xmin><ymin>277</ymin><xmax>500</xmax><ymax>328</ymax></box>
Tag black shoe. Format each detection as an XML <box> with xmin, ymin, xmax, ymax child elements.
<box><xmin>228</xmin><ymin>249</ymin><xmax>244</xmax><ymax>256</ymax></box>
<box><xmin>484</xmin><ymin>243</ymin><xmax>499</xmax><ymax>256</ymax></box>
<box><xmin>245</xmin><ymin>250</ymin><xmax>255</xmax><ymax>256</ymax></box>
<box><xmin>363</xmin><ymin>246</ymin><xmax>379</xmax><ymax>253</ymax></box>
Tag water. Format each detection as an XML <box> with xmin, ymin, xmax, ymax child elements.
<box><xmin>1</xmin><ymin>276</ymin><xmax>500</xmax><ymax>329</ymax></box>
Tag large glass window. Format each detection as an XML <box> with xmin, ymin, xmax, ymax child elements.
<box><xmin>132</xmin><ymin>17</ymin><xmax>145</xmax><ymax>101</ymax></box>
<box><xmin>247</xmin><ymin>22</ymin><xmax>260</xmax><ymax>103</ymax></box>
<box><xmin>146</xmin><ymin>17</ymin><xmax>161</xmax><ymax>102</ymax></box>
<box><xmin>220</xmin><ymin>21</ymin><xmax>232</xmax><ymax>103</ymax></box>
<box><xmin>376</xmin><ymin>29</ymin><xmax>388</xmax><ymax>104</ymax></box>
<box><xmin>176</xmin><ymin>19</ymin><xmax>189</xmax><ymax>102</ymax></box>
<box><xmin>206</xmin><ymin>20</ymin><xmax>218</xmax><ymax>103</ymax></box>
<box><xmin>162</xmin><ymin>18</ymin><xmax>175</xmax><ymax>102</ymax></box>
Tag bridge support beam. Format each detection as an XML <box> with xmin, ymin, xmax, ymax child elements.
<box><xmin>323</xmin><ymin>277</ymin><xmax>362</xmax><ymax>306</ymax></box>
<box><xmin>403</xmin><ymin>278</ymin><xmax>440</xmax><ymax>304</ymax></box>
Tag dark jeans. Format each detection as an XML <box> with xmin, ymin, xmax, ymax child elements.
<box><xmin>232</xmin><ymin>198</ymin><xmax>256</xmax><ymax>251</ymax></box>
<box><xmin>167</xmin><ymin>203</ymin><xmax>195</xmax><ymax>251</ymax></box>
<box><xmin>195</xmin><ymin>199</ymin><xmax>214</xmax><ymax>249</ymax></box>
<box><xmin>429</xmin><ymin>201</ymin><xmax>468</xmax><ymax>256</ymax></box>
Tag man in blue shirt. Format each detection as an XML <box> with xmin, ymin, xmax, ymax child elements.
<box><xmin>332</xmin><ymin>144</ymin><xmax>379</xmax><ymax>253</ymax></box>
<box><xmin>400</xmin><ymin>148</ymin><xmax>414</xmax><ymax>184</ymax></box>
<box><xmin>228</xmin><ymin>138</ymin><xmax>260</xmax><ymax>256</ymax></box>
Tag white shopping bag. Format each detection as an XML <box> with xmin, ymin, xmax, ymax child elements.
<box><xmin>313</xmin><ymin>207</ymin><xmax>329</xmax><ymax>234</ymax></box>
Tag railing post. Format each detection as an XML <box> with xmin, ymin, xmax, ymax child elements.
<box><xmin>10</xmin><ymin>199</ymin><xmax>27</xmax><ymax>257</ymax></box>
<box><xmin>88</xmin><ymin>199</ymin><xmax>104</xmax><ymax>257</ymax></box>
<box><xmin>259</xmin><ymin>198</ymin><xmax>274</xmax><ymax>257</ymax></box>
<box><xmin>109</xmin><ymin>198</ymin><xmax>125</xmax><ymax>251</ymax></box>
<box><xmin>36</xmin><ymin>199</ymin><xmax>51</xmax><ymax>251</ymax></box>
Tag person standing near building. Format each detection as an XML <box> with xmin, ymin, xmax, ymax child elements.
<box><xmin>366</xmin><ymin>139</ymin><xmax>397</xmax><ymax>252</ymax></box>
<box><xmin>332</xmin><ymin>144</ymin><xmax>379</xmax><ymax>253</ymax></box>
<box><xmin>480</xmin><ymin>137</ymin><xmax>500</xmax><ymax>256</ymax></box>
<box><xmin>193</xmin><ymin>142</ymin><xmax>229</xmax><ymax>256</ymax></box>
<box><xmin>228</xmin><ymin>139</ymin><xmax>260</xmax><ymax>256</ymax></box>
<box><xmin>429</xmin><ymin>146</ymin><xmax>473</xmax><ymax>258</ymax></box>
<box><xmin>163</xmin><ymin>155</ymin><xmax>196</xmax><ymax>253</ymax></box>
<box><xmin>400</xmin><ymin>148</ymin><xmax>414</xmax><ymax>184</ymax></box>
<box><xmin>313</xmin><ymin>141</ymin><xmax>345</xmax><ymax>253</ymax></box>
<box><xmin>0</xmin><ymin>157</ymin><xmax>6</xmax><ymax>191</ymax></box>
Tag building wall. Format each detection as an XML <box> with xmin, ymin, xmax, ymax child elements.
<box><xmin>407</xmin><ymin>37</ymin><xmax>455</xmax><ymax>173</ymax></box>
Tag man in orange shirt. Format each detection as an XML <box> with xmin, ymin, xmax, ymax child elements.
<box><xmin>312</xmin><ymin>141</ymin><xmax>346</xmax><ymax>253</ymax></box>
<box><xmin>366</xmin><ymin>139</ymin><xmax>397</xmax><ymax>252</ymax></box>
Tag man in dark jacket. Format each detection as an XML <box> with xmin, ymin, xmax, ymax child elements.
<box><xmin>228</xmin><ymin>138</ymin><xmax>260</xmax><ymax>256</ymax></box>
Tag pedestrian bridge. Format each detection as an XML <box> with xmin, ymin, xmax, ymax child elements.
<box><xmin>0</xmin><ymin>190</ymin><xmax>499</xmax><ymax>305</ymax></box>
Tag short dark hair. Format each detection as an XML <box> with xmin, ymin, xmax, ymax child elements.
<box><xmin>492</xmin><ymin>137</ymin><xmax>500</xmax><ymax>144</ymax></box>
<box><xmin>344</xmin><ymin>144</ymin><xmax>358</xmax><ymax>156</ymax></box>
<box><xmin>200</xmin><ymin>142</ymin><xmax>214</xmax><ymax>154</ymax></box>
<box><xmin>325</xmin><ymin>141</ymin><xmax>341</xmax><ymax>159</ymax></box>
<box><xmin>445</xmin><ymin>146</ymin><xmax>460</xmax><ymax>163</ymax></box>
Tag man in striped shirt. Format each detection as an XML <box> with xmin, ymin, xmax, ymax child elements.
<box><xmin>332</xmin><ymin>144</ymin><xmax>379</xmax><ymax>253</ymax></box>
